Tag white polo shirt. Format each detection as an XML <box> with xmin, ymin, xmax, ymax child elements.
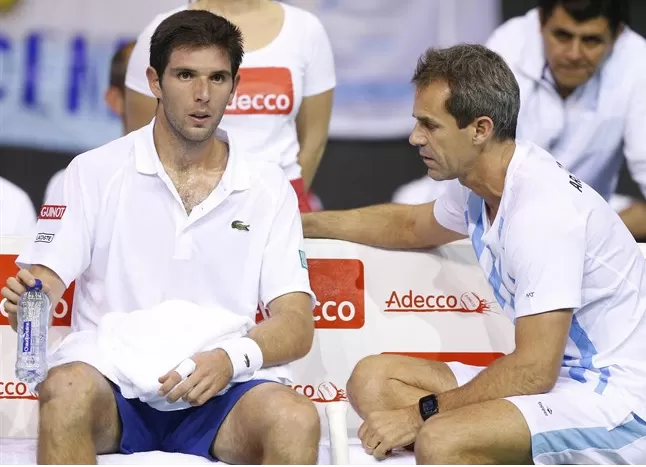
<box><xmin>126</xmin><ymin>3</ymin><xmax>336</xmax><ymax>180</ymax></box>
<box><xmin>17</xmin><ymin>121</ymin><xmax>315</xmax><ymax>334</ymax></box>
<box><xmin>433</xmin><ymin>140</ymin><xmax>646</xmax><ymax>418</ymax></box>
<box><xmin>486</xmin><ymin>8</ymin><xmax>646</xmax><ymax>201</ymax></box>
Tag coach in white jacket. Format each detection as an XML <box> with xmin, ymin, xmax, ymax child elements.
<box><xmin>486</xmin><ymin>0</ymin><xmax>646</xmax><ymax>237</ymax></box>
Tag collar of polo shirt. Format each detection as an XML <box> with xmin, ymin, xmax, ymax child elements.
<box><xmin>133</xmin><ymin>118</ymin><xmax>251</xmax><ymax>192</ymax></box>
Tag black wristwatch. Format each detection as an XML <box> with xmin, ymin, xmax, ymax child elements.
<box><xmin>418</xmin><ymin>394</ymin><xmax>439</xmax><ymax>421</ymax></box>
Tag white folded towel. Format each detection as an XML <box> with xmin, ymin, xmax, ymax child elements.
<box><xmin>47</xmin><ymin>300</ymin><xmax>289</xmax><ymax>411</ymax></box>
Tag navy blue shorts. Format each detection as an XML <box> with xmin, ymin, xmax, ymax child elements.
<box><xmin>111</xmin><ymin>379</ymin><xmax>272</xmax><ymax>460</ymax></box>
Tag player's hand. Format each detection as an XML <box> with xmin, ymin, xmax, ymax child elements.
<box><xmin>158</xmin><ymin>349</ymin><xmax>234</xmax><ymax>406</ymax></box>
<box><xmin>358</xmin><ymin>406</ymin><xmax>424</xmax><ymax>460</ymax></box>
<box><xmin>1</xmin><ymin>269</ymin><xmax>52</xmax><ymax>329</ymax></box>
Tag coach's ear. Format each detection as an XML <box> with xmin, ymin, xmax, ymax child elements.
<box><xmin>471</xmin><ymin>116</ymin><xmax>495</xmax><ymax>147</ymax></box>
<box><xmin>147</xmin><ymin>66</ymin><xmax>162</xmax><ymax>100</ymax></box>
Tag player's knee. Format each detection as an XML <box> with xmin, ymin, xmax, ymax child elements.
<box><xmin>292</xmin><ymin>397</ymin><xmax>320</xmax><ymax>440</ymax></box>
<box><xmin>38</xmin><ymin>362</ymin><xmax>102</xmax><ymax>410</ymax></box>
<box><xmin>259</xmin><ymin>393</ymin><xmax>319</xmax><ymax>463</ymax></box>
<box><xmin>284</xmin><ymin>396</ymin><xmax>320</xmax><ymax>438</ymax></box>
<box><xmin>268</xmin><ymin>393</ymin><xmax>320</xmax><ymax>441</ymax></box>
<box><xmin>414</xmin><ymin>418</ymin><xmax>459</xmax><ymax>464</ymax></box>
<box><xmin>347</xmin><ymin>354</ymin><xmax>390</xmax><ymax>409</ymax></box>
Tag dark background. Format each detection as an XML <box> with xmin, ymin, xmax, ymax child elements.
<box><xmin>2</xmin><ymin>0</ymin><xmax>645</xmax><ymax>212</ymax></box>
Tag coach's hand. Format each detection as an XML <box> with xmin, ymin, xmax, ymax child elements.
<box><xmin>359</xmin><ymin>406</ymin><xmax>423</xmax><ymax>460</ymax></box>
<box><xmin>158</xmin><ymin>349</ymin><xmax>233</xmax><ymax>406</ymax></box>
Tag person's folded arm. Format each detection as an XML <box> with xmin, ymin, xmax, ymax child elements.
<box><xmin>436</xmin><ymin>309</ymin><xmax>572</xmax><ymax>412</ymax></box>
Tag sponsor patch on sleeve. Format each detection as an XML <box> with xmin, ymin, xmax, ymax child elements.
<box><xmin>299</xmin><ymin>250</ymin><xmax>308</xmax><ymax>269</ymax></box>
<box><xmin>39</xmin><ymin>205</ymin><xmax>66</xmax><ymax>220</ymax></box>
<box><xmin>34</xmin><ymin>233</ymin><xmax>54</xmax><ymax>243</ymax></box>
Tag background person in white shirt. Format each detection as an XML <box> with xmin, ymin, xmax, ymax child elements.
<box><xmin>43</xmin><ymin>40</ymin><xmax>136</xmax><ymax>204</ymax></box>
<box><xmin>2</xmin><ymin>10</ymin><xmax>319</xmax><ymax>464</ymax></box>
<box><xmin>301</xmin><ymin>44</ymin><xmax>646</xmax><ymax>464</ymax></box>
<box><xmin>486</xmin><ymin>0</ymin><xmax>646</xmax><ymax>239</ymax></box>
<box><xmin>125</xmin><ymin>0</ymin><xmax>336</xmax><ymax>212</ymax></box>
<box><xmin>393</xmin><ymin>0</ymin><xmax>646</xmax><ymax>238</ymax></box>
<box><xmin>0</xmin><ymin>176</ymin><xmax>36</xmax><ymax>237</ymax></box>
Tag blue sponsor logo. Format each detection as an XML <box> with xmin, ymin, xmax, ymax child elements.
<box><xmin>22</xmin><ymin>321</ymin><xmax>32</xmax><ymax>353</ymax></box>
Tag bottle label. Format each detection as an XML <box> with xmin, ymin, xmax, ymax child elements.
<box><xmin>22</xmin><ymin>321</ymin><xmax>32</xmax><ymax>353</ymax></box>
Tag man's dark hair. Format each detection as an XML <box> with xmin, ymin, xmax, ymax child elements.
<box><xmin>150</xmin><ymin>10</ymin><xmax>244</xmax><ymax>84</ymax></box>
<box><xmin>538</xmin><ymin>0</ymin><xmax>630</xmax><ymax>35</ymax></box>
<box><xmin>411</xmin><ymin>44</ymin><xmax>520</xmax><ymax>141</ymax></box>
<box><xmin>109</xmin><ymin>41</ymin><xmax>136</xmax><ymax>91</ymax></box>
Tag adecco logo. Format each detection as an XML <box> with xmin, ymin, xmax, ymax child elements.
<box><xmin>0</xmin><ymin>254</ymin><xmax>74</xmax><ymax>326</ymax></box>
<box><xmin>309</xmin><ymin>259</ymin><xmax>365</xmax><ymax>329</ymax></box>
<box><xmin>384</xmin><ymin>290</ymin><xmax>490</xmax><ymax>313</ymax></box>
<box><xmin>255</xmin><ymin>259</ymin><xmax>365</xmax><ymax>329</ymax></box>
<box><xmin>226</xmin><ymin>67</ymin><xmax>294</xmax><ymax>115</ymax></box>
<box><xmin>291</xmin><ymin>381</ymin><xmax>347</xmax><ymax>403</ymax></box>
<box><xmin>0</xmin><ymin>381</ymin><xmax>38</xmax><ymax>400</ymax></box>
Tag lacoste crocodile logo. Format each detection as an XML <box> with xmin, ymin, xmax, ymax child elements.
<box><xmin>231</xmin><ymin>220</ymin><xmax>250</xmax><ymax>231</ymax></box>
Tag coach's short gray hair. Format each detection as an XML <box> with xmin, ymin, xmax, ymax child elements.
<box><xmin>411</xmin><ymin>44</ymin><xmax>520</xmax><ymax>140</ymax></box>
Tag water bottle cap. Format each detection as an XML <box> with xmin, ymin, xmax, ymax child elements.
<box><xmin>27</xmin><ymin>279</ymin><xmax>43</xmax><ymax>292</ymax></box>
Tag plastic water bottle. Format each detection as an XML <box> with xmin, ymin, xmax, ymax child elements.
<box><xmin>15</xmin><ymin>279</ymin><xmax>50</xmax><ymax>384</ymax></box>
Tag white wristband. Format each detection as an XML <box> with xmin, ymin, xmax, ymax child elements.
<box><xmin>216</xmin><ymin>337</ymin><xmax>263</xmax><ymax>382</ymax></box>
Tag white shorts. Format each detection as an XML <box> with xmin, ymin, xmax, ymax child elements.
<box><xmin>447</xmin><ymin>362</ymin><xmax>646</xmax><ymax>465</ymax></box>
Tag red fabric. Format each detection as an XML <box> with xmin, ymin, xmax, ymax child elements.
<box><xmin>289</xmin><ymin>178</ymin><xmax>312</xmax><ymax>213</ymax></box>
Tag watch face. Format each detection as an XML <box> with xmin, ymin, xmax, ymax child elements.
<box><xmin>421</xmin><ymin>397</ymin><xmax>438</xmax><ymax>414</ymax></box>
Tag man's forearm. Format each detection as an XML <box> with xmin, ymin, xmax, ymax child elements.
<box><xmin>437</xmin><ymin>353</ymin><xmax>556</xmax><ymax>412</ymax></box>
<box><xmin>248</xmin><ymin>308</ymin><xmax>314</xmax><ymax>367</ymax></box>
<box><xmin>298</xmin><ymin>147</ymin><xmax>325</xmax><ymax>192</ymax></box>
<box><xmin>302</xmin><ymin>204</ymin><xmax>427</xmax><ymax>249</ymax></box>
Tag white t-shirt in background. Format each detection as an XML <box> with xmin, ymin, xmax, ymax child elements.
<box><xmin>486</xmin><ymin>8</ymin><xmax>646</xmax><ymax>201</ymax></box>
<box><xmin>126</xmin><ymin>2</ymin><xmax>336</xmax><ymax>180</ymax></box>
<box><xmin>44</xmin><ymin>169</ymin><xmax>65</xmax><ymax>204</ymax></box>
<box><xmin>0</xmin><ymin>177</ymin><xmax>37</xmax><ymax>238</ymax></box>
<box><xmin>434</xmin><ymin>141</ymin><xmax>646</xmax><ymax>419</ymax></box>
